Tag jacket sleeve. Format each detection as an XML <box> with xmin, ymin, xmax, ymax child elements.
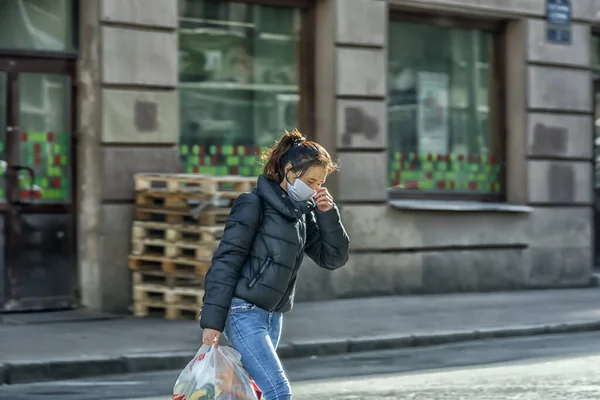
<box><xmin>304</xmin><ymin>204</ymin><xmax>350</xmax><ymax>270</ymax></box>
<box><xmin>199</xmin><ymin>193</ymin><xmax>262</xmax><ymax>332</ymax></box>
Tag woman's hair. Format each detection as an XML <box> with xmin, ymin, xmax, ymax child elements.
<box><xmin>262</xmin><ymin>129</ymin><xmax>338</xmax><ymax>182</ymax></box>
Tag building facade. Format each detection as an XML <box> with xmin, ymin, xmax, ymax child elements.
<box><xmin>0</xmin><ymin>0</ymin><xmax>597</xmax><ymax>313</ymax></box>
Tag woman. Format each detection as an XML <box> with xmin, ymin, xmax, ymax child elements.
<box><xmin>199</xmin><ymin>129</ymin><xmax>350</xmax><ymax>399</ymax></box>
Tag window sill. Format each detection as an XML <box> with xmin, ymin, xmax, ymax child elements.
<box><xmin>388</xmin><ymin>199</ymin><xmax>533</xmax><ymax>213</ymax></box>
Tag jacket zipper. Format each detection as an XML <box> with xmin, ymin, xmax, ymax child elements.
<box><xmin>248</xmin><ymin>257</ymin><xmax>272</xmax><ymax>288</ymax></box>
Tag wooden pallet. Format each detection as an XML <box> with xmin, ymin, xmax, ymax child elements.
<box><xmin>132</xmin><ymin>284</ymin><xmax>204</xmax><ymax>320</ymax></box>
<box><xmin>132</xmin><ymin>221</ymin><xmax>170</xmax><ymax>241</ymax></box>
<box><xmin>167</xmin><ymin>225</ymin><xmax>224</xmax><ymax>242</ymax></box>
<box><xmin>132</xmin><ymin>238</ymin><xmax>219</xmax><ymax>260</ymax></box>
<box><xmin>134</xmin><ymin>173</ymin><xmax>256</xmax><ymax>195</ymax></box>
<box><xmin>132</xmin><ymin>221</ymin><xmax>225</xmax><ymax>243</ymax></box>
<box><xmin>135</xmin><ymin>192</ymin><xmax>236</xmax><ymax>208</ymax></box>
<box><xmin>133</xmin><ymin>284</ymin><xmax>205</xmax><ymax>305</ymax></box>
<box><xmin>135</xmin><ymin>206</ymin><xmax>230</xmax><ymax>225</ymax></box>
<box><xmin>133</xmin><ymin>301</ymin><xmax>201</xmax><ymax>321</ymax></box>
<box><xmin>128</xmin><ymin>254</ymin><xmax>210</xmax><ymax>274</ymax></box>
<box><xmin>132</xmin><ymin>270</ymin><xmax>204</xmax><ymax>287</ymax></box>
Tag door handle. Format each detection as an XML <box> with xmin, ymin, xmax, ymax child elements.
<box><xmin>6</xmin><ymin>126</ymin><xmax>19</xmax><ymax>133</ymax></box>
<box><xmin>7</xmin><ymin>165</ymin><xmax>35</xmax><ymax>205</ymax></box>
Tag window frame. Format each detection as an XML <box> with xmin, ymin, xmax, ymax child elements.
<box><xmin>592</xmin><ymin>32</ymin><xmax>600</xmax><ymax>193</ymax></box>
<box><xmin>590</xmin><ymin>31</ymin><xmax>600</xmax><ymax>78</ymax></box>
<box><xmin>233</xmin><ymin>0</ymin><xmax>314</xmax><ymax>7</ymax></box>
<box><xmin>387</xmin><ymin>10</ymin><xmax>506</xmax><ymax>203</ymax></box>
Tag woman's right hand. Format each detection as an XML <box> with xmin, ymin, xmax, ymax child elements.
<box><xmin>202</xmin><ymin>328</ymin><xmax>221</xmax><ymax>348</ymax></box>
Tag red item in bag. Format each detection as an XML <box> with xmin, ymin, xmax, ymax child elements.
<box><xmin>251</xmin><ymin>379</ymin><xmax>262</xmax><ymax>399</ymax></box>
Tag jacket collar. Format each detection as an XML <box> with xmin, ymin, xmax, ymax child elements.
<box><xmin>255</xmin><ymin>175</ymin><xmax>315</xmax><ymax>220</ymax></box>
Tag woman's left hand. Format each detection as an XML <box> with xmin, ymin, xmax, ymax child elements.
<box><xmin>315</xmin><ymin>187</ymin><xmax>335</xmax><ymax>212</ymax></box>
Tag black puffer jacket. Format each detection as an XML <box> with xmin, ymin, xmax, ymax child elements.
<box><xmin>200</xmin><ymin>175</ymin><xmax>350</xmax><ymax>331</ymax></box>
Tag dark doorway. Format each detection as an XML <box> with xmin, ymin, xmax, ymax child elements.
<box><xmin>0</xmin><ymin>57</ymin><xmax>77</xmax><ymax>311</ymax></box>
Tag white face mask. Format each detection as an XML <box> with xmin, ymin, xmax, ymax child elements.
<box><xmin>287</xmin><ymin>176</ymin><xmax>316</xmax><ymax>202</ymax></box>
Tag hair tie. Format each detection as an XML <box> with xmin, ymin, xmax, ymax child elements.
<box><xmin>292</xmin><ymin>137</ymin><xmax>306</xmax><ymax>146</ymax></box>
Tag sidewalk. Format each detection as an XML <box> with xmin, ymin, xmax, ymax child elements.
<box><xmin>1</xmin><ymin>288</ymin><xmax>600</xmax><ymax>385</ymax></box>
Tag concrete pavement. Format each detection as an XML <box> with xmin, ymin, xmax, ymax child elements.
<box><xmin>4</xmin><ymin>331</ymin><xmax>600</xmax><ymax>399</ymax></box>
<box><xmin>1</xmin><ymin>288</ymin><xmax>600</xmax><ymax>385</ymax></box>
<box><xmin>293</xmin><ymin>352</ymin><xmax>600</xmax><ymax>399</ymax></box>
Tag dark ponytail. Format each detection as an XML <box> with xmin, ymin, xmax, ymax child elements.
<box><xmin>262</xmin><ymin>129</ymin><xmax>338</xmax><ymax>183</ymax></box>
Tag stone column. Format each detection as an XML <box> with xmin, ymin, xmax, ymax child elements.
<box><xmin>296</xmin><ymin>0</ymin><xmax>388</xmax><ymax>301</ymax></box>
<box><xmin>506</xmin><ymin>16</ymin><xmax>594</xmax><ymax>286</ymax></box>
<box><xmin>78</xmin><ymin>0</ymin><xmax>103</xmax><ymax>309</ymax></box>
<box><xmin>78</xmin><ymin>0</ymin><xmax>180</xmax><ymax>312</ymax></box>
<box><xmin>525</xmin><ymin>19</ymin><xmax>594</xmax><ymax>285</ymax></box>
<box><xmin>335</xmin><ymin>0</ymin><xmax>388</xmax><ymax>203</ymax></box>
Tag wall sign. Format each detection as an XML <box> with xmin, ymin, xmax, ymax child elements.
<box><xmin>546</xmin><ymin>0</ymin><xmax>571</xmax><ymax>45</ymax></box>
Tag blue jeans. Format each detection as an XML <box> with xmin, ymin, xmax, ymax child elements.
<box><xmin>223</xmin><ymin>297</ymin><xmax>291</xmax><ymax>400</ymax></box>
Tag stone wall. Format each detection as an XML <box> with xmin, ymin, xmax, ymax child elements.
<box><xmin>78</xmin><ymin>0</ymin><xmax>179</xmax><ymax>312</ymax></box>
<box><xmin>296</xmin><ymin>0</ymin><xmax>595</xmax><ymax>301</ymax></box>
<box><xmin>77</xmin><ymin>0</ymin><xmax>597</xmax><ymax>309</ymax></box>
<box><xmin>511</xmin><ymin>12</ymin><xmax>594</xmax><ymax>286</ymax></box>
<box><xmin>336</xmin><ymin>0</ymin><xmax>388</xmax><ymax>202</ymax></box>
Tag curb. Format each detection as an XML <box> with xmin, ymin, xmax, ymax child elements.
<box><xmin>1</xmin><ymin>351</ymin><xmax>195</xmax><ymax>385</ymax></box>
<box><xmin>3</xmin><ymin>320</ymin><xmax>600</xmax><ymax>385</ymax></box>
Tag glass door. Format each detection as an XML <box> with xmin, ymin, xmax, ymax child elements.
<box><xmin>0</xmin><ymin>58</ymin><xmax>76</xmax><ymax>312</ymax></box>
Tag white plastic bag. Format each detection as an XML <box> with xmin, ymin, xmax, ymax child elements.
<box><xmin>173</xmin><ymin>345</ymin><xmax>259</xmax><ymax>400</ymax></box>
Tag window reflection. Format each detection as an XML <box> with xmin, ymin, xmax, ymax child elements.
<box><xmin>0</xmin><ymin>0</ymin><xmax>74</xmax><ymax>52</ymax></box>
<box><xmin>178</xmin><ymin>0</ymin><xmax>302</xmax><ymax>176</ymax></box>
<box><xmin>388</xmin><ymin>21</ymin><xmax>502</xmax><ymax>194</ymax></box>
<box><xmin>19</xmin><ymin>74</ymin><xmax>72</xmax><ymax>203</ymax></box>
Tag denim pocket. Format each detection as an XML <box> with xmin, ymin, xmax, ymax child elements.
<box><xmin>230</xmin><ymin>297</ymin><xmax>256</xmax><ymax>314</ymax></box>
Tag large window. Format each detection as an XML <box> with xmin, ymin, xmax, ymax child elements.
<box><xmin>388</xmin><ymin>15</ymin><xmax>504</xmax><ymax>200</ymax></box>
<box><xmin>178</xmin><ymin>0</ymin><xmax>311</xmax><ymax>176</ymax></box>
<box><xmin>0</xmin><ymin>0</ymin><xmax>76</xmax><ymax>52</ymax></box>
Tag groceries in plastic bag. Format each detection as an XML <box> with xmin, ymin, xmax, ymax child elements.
<box><xmin>173</xmin><ymin>344</ymin><xmax>259</xmax><ymax>400</ymax></box>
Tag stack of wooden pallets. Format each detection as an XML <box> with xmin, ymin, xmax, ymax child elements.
<box><xmin>128</xmin><ymin>173</ymin><xmax>257</xmax><ymax>320</ymax></box>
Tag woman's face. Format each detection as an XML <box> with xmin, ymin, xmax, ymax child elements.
<box><xmin>287</xmin><ymin>165</ymin><xmax>327</xmax><ymax>191</ymax></box>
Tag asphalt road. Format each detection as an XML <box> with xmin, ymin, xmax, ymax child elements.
<box><xmin>2</xmin><ymin>331</ymin><xmax>600</xmax><ymax>400</ymax></box>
